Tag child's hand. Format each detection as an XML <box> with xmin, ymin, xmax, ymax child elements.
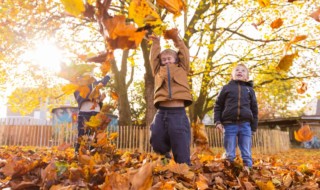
<box><xmin>147</xmin><ymin>35</ymin><xmax>160</xmax><ymax>42</ymax></box>
<box><xmin>216</xmin><ymin>124</ymin><xmax>224</xmax><ymax>133</ymax></box>
<box><xmin>107</xmin><ymin>72</ymin><xmax>114</xmax><ymax>78</ymax></box>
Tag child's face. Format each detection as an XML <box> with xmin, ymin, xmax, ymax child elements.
<box><xmin>160</xmin><ymin>53</ymin><xmax>176</xmax><ymax>65</ymax></box>
<box><xmin>232</xmin><ymin>65</ymin><xmax>248</xmax><ymax>81</ymax></box>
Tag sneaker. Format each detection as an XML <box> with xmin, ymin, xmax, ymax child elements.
<box><xmin>243</xmin><ymin>166</ymin><xmax>251</xmax><ymax>174</ymax></box>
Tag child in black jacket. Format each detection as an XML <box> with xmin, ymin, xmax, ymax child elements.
<box><xmin>214</xmin><ymin>64</ymin><xmax>258</xmax><ymax>169</ymax></box>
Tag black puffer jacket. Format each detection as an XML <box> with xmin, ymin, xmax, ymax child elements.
<box><xmin>214</xmin><ymin>80</ymin><xmax>258</xmax><ymax>132</ymax></box>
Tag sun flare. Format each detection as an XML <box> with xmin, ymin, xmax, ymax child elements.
<box><xmin>24</xmin><ymin>40</ymin><xmax>63</xmax><ymax>73</ymax></box>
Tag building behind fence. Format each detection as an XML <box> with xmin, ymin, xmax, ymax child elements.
<box><xmin>0</xmin><ymin>117</ymin><xmax>291</xmax><ymax>154</ymax></box>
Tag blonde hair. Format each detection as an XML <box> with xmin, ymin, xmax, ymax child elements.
<box><xmin>160</xmin><ymin>49</ymin><xmax>178</xmax><ymax>59</ymax></box>
<box><xmin>234</xmin><ymin>64</ymin><xmax>249</xmax><ymax>74</ymax></box>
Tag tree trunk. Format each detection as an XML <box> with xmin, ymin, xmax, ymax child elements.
<box><xmin>111</xmin><ymin>50</ymin><xmax>132</xmax><ymax>126</ymax></box>
<box><xmin>141</xmin><ymin>39</ymin><xmax>156</xmax><ymax>127</ymax></box>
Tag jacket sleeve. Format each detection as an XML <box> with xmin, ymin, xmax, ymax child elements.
<box><xmin>149</xmin><ymin>39</ymin><xmax>161</xmax><ymax>76</ymax></box>
<box><xmin>214</xmin><ymin>86</ymin><xmax>226</xmax><ymax>125</ymax></box>
<box><xmin>250</xmin><ymin>89</ymin><xmax>259</xmax><ymax>132</ymax></box>
<box><xmin>174</xmin><ymin>38</ymin><xmax>190</xmax><ymax>72</ymax></box>
<box><xmin>99</xmin><ymin>75</ymin><xmax>111</xmax><ymax>86</ymax></box>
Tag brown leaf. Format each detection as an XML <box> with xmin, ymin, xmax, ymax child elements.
<box><xmin>130</xmin><ymin>162</ymin><xmax>154</xmax><ymax>190</ymax></box>
<box><xmin>283</xmin><ymin>173</ymin><xmax>293</xmax><ymax>187</ymax></box>
<box><xmin>270</xmin><ymin>18</ymin><xmax>283</xmax><ymax>29</ymax></box>
<box><xmin>276</xmin><ymin>52</ymin><xmax>298</xmax><ymax>71</ymax></box>
<box><xmin>310</xmin><ymin>7</ymin><xmax>320</xmax><ymax>22</ymax></box>
<box><xmin>57</xmin><ymin>143</ymin><xmax>71</xmax><ymax>151</ymax></box>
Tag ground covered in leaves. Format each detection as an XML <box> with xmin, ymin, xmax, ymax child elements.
<box><xmin>0</xmin><ymin>146</ymin><xmax>319</xmax><ymax>190</ymax></box>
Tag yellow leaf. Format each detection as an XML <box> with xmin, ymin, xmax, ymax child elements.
<box><xmin>77</xmin><ymin>85</ymin><xmax>90</xmax><ymax>98</ymax></box>
<box><xmin>62</xmin><ymin>83</ymin><xmax>78</xmax><ymax>95</ymax></box>
<box><xmin>257</xmin><ymin>0</ymin><xmax>270</xmax><ymax>7</ymax></box>
<box><xmin>256</xmin><ymin>180</ymin><xmax>275</xmax><ymax>190</ymax></box>
<box><xmin>60</xmin><ymin>0</ymin><xmax>85</xmax><ymax>17</ymax></box>
<box><xmin>128</xmin><ymin>0</ymin><xmax>162</xmax><ymax>27</ymax></box>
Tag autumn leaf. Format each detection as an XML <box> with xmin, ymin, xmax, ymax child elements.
<box><xmin>100</xmin><ymin>60</ymin><xmax>111</xmax><ymax>76</ymax></box>
<box><xmin>58</xmin><ymin>62</ymin><xmax>96</xmax><ymax>83</ymax></box>
<box><xmin>276</xmin><ymin>52</ymin><xmax>298</xmax><ymax>71</ymax></box>
<box><xmin>270</xmin><ymin>18</ymin><xmax>283</xmax><ymax>29</ymax></box>
<box><xmin>191</xmin><ymin>117</ymin><xmax>209</xmax><ymax>146</ymax></box>
<box><xmin>57</xmin><ymin>143</ymin><xmax>71</xmax><ymax>151</ymax></box>
<box><xmin>163</xmin><ymin>28</ymin><xmax>179</xmax><ymax>40</ymax></box>
<box><xmin>290</xmin><ymin>35</ymin><xmax>307</xmax><ymax>44</ymax></box>
<box><xmin>60</xmin><ymin>0</ymin><xmax>85</xmax><ymax>17</ymax></box>
<box><xmin>296</xmin><ymin>81</ymin><xmax>307</xmax><ymax>94</ymax></box>
<box><xmin>61</xmin><ymin>83</ymin><xmax>79</xmax><ymax>95</ymax></box>
<box><xmin>103</xmin><ymin>15</ymin><xmax>147</xmax><ymax>50</ymax></box>
<box><xmin>255</xmin><ymin>180</ymin><xmax>275</xmax><ymax>190</ymax></box>
<box><xmin>128</xmin><ymin>0</ymin><xmax>162</xmax><ymax>27</ymax></box>
<box><xmin>294</xmin><ymin>124</ymin><xmax>314</xmax><ymax>142</ymax></box>
<box><xmin>310</xmin><ymin>7</ymin><xmax>320</xmax><ymax>22</ymax></box>
<box><xmin>167</xmin><ymin>161</ymin><xmax>190</xmax><ymax>176</ymax></box>
<box><xmin>156</xmin><ymin>0</ymin><xmax>187</xmax><ymax>17</ymax></box>
<box><xmin>110</xmin><ymin>91</ymin><xmax>119</xmax><ymax>101</ymax></box>
<box><xmin>130</xmin><ymin>162</ymin><xmax>154</xmax><ymax>190</ymax></box>
<box><xmin>77</xmin><ymin>85</ymin><xmax>90</xmax><ymax>98</ymax></box>
<box><xmin>257</xmin><ymin>0</ymin><xmax>270</xmax><ymax>7</ymax></box>
<box><xmin>196</xmin><ymin>174</ymin><xmax>209</xmax><ymax>190</ymax></box>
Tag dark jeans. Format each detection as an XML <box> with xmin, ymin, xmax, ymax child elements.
<box><xmin>150</xmin><ymin>107</ymin><xmax>191</xmax><ymax>165</ymax></box>
<box><xmin>75</xmin><ymin>111</ymin><xmax>99</xmax><ymax>152</ymax></box>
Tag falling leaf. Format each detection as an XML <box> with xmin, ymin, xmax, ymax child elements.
<box><xmin>276</xmin><ymin>52</ymin><xmax>298</xmax><ymax>72</ymax></box>
<box><xmin>310</xmin><ymin>7</ymin><xmax>320</xmax><ymax>22</ymax></box>
<box><xmin>192</xmin><ymin>117</ymin><xmax>209</xmax><ymax>146</ymax></box>
<box><xmin>128</xmin><ymin>0</ymin><xmax>162</xmax><ymax>27</ymax></box>
<box><xmin>103</xmin><ymin>15</ymin><xmax>147</xmax><ymax>50</ymax></box>
<box><xmin>270</xmin><ymin>18</ymin><xmax>283</xmax><ymax>29</ymax></box>
<box><xmin>252</xmin><ymin>19</ymin><xmax>265</xmax><ymax>30</ymax></box>
<box><xmin>100</xmin><ymin>60</ymin><xmax>111</xmax><ymax>76</ymax></box>
<box><xmin>296</xmin><ymin>81</ymin><xmax>307</xmax><ymax>94</ymax></box>
<box><xmin>294</xmin><ymin>124</ymin><xmax>314</xmax><ymax>142</ymax></box>
<box><xmin>110</xmin><ymin>91</ymin><xmax>119</xmax><ymax>101</ymax></box>
<box><xmin>58</xmin><ymin>62</ymin><xmax>96</xmax><ymax>83</ymax></box>
<box><xmin>290</xmin><ymin>35</ymin><xmax>307</xmax><ymax>44</ymax></box>
<box><xmin>156</xmin><ymin>0</ymin><xmax>187</xmax><ymax>16</ymax></box>
<box><xmin>60</xmin><ymin>0</ymin><xmax>85</xmax><ymax>17</ymax></box>
<box><xmin>163</xmin><ymin>28</ymin><xmax>179</xmax><ymax>40</ymax></box>
<box><xmin>61</xmin><ymin>83</ymin><xmax>79</xmax><ymax>95</ymax></box>
<box><xmin>257</xmin><ymin>0</ymin><xmax>270</xmax><ymax>7</ymax></box>
<box><xmin>77</xmin><ymin>85</ymin><xmax>90</xmax><ymax>98</ymax></box>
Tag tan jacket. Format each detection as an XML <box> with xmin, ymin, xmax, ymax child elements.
<box><xmin>150</xmin><ymin>38</ymin><xmax>193</xmax><ymax>108</ymax></box>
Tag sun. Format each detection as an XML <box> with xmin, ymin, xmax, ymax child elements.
<box><xmin>23</xmin><ymin>39</ymin><xmax>63</xmax><ymax>73</ymax></box>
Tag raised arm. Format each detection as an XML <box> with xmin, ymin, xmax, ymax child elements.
<box><xmin>148</xmin><ymin>35</ymin><xmax>161</xmax><ymax>76</ymax></box>
<box><xmin>164</xmin><ymin>29</ymin><xmax>190</xmax><ymax>71</ymax></box>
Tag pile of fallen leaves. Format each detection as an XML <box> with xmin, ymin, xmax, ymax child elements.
<box><xmin>0</xmin><ymin>145</ymin><xmax>319</xmax><ymax>189</ymax></box>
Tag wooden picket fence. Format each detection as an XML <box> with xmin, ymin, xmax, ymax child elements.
<box><xmin>0</xmin><ymin>118</ymin><xmax>290</xmax><ymax>154</ymax></box>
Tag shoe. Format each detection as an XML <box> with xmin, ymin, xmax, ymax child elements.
<box><xmin>243</xmin><ymin>166</ymin><xmax>251</xmax><ymax>174</ymax></box>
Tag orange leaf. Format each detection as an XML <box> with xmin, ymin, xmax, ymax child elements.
<box><xmin>310</xmin><ymin>7</ymin><xmax>320</xmax><ymax>22</ymax></box>
<box><xmin>57</xmin><ymin>143</ymin><xmax>71</xmax><ymax>151</ymax></box>
<box><xmin>290</xmin><ymin>35</ymin><xmax>308</xmax><ymax>44</ymax></box>
<box><xmin>270</xmin><ymin>18</ymin><xmax>283</xmax><ymax>29</ymax></box>
<box><xmin>100</xmin><ymin>60</ymin><xmax>111</xmax><ymax>75</ymax></box>
<box><xmin>296</xmin><ymin>81</ymin><xmax>307</xmax><ymax>94</ymax></box>
<box><xmin>103</xmin><ymin>15</ymin><xmax>147</xmax><ymax>50</ymax></box>
<box><xmin>276</xmin><ymin>52</ymin><xmax>298</xmax><ymax>72</ymax></box>
<box><xmin>156</xmin><ymin>0</ymin><xmax>186</xmax><ymax>16</ymax></box>
<box><xmin>110</xmin><ymin>91</ymin><xmax>119</xmax><ymax>101</ymax></box>
<box><xmin>77</xmin><ymin>85</ymin><xmax>90</xmax><ymax>98</ymax></box>
<box><xmin>294</xmin><ymin>124</ymin><xmax>314</xmax><ymax>142</ymax></box>
<box><xmin>128</xmin><ymin>0</ymin><xmax>162</xmax><ymax>27</ymax></box>
<box><xmin>257</xmin><ymin>0</ymin><xmax>270</xmax><ymax>7</ymax></box>
<box><xmin>163</xmin><ymin>28</ymin><xmax>179</xmax><ymax>40</ymax></box>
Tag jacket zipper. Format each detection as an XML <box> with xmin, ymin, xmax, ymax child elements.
<box><xmin>166</xmin><ymin>65</ymin><xmax>172</xmax><ymax>99</ymax></box>
<box><xmin>237</xmin><ymin>83</ymin><xmax>241</xmax><ymax>121</ymax></box>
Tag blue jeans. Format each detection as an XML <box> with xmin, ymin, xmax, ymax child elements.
<box><xmin>150</xmin><ymin>107</ymin><xmax>191</xmax><ymax>165</ymax></box>
<box><xmin>223</xmin><ymin>122</ymin><xmax>252</xmax><ymax>167</ymax></box>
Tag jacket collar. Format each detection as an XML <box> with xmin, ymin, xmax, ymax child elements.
<box><xmin>229</xmin><ymin>80</ymin><xmax>254</xmax><ymax>87</ymax></box>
